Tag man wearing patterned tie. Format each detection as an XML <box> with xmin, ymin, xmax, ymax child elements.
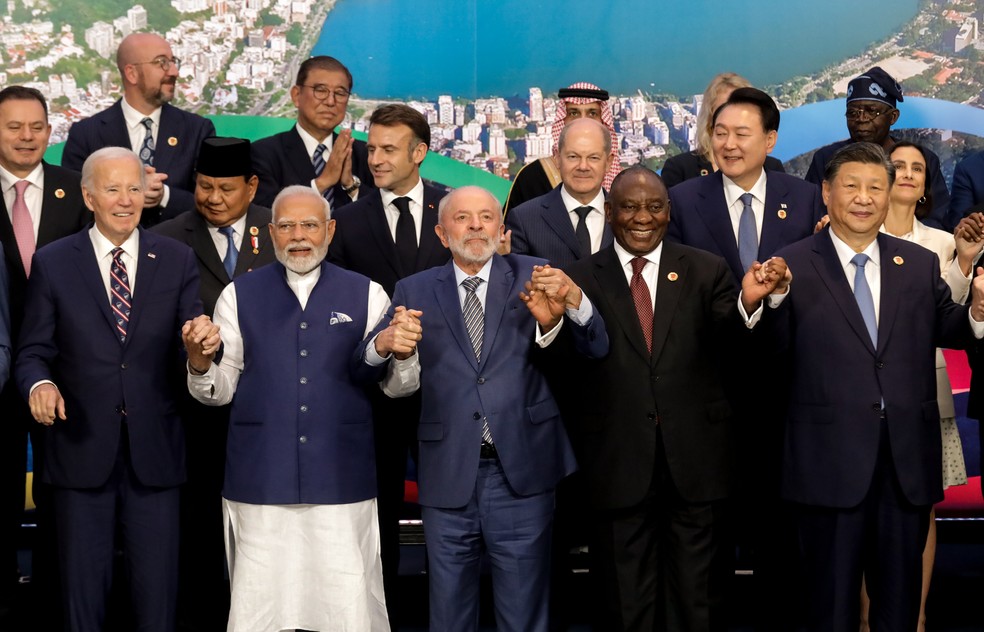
<box><xmin>62</xmin><ymin>32</ymin><xmax>216</xmax><ymax>226</ymax></box>
<box><xmin>152</xmin><ymin>136</ymin><xmax>275</xmax><ymax>631</ymax></box>
<box><xmin>365</xmin><ymin>185</ymin><xmax>609</xmax><ymax>631</ymax></box>
<box><xmin>558</xmin><ymin>166</ymin><xmax>788</xmax><ymax>631</ymax></box>
<box><xmin>0</xmin><ymin>85</ymin><xmax>88</xmax><ymax>627</ymax></box>
<box><xmin>251</xmin><ymin>55</ymin><xmax>373</xmax><ymax>209</ymax></box>
<box><xmin>15</xmin><ymin>146</ymin><xmax>211</xmax><ymax>632</ymax></box>
<box><xmin>768</xmin><ymin>142</ymin><xmax>984</xmax><ymax>631</ymax></box>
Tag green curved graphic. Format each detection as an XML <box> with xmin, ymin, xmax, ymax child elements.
<box><xmin>46</xmin><ymin>115</ymin><xmax>511</xmax><ymax>202</ymax></box>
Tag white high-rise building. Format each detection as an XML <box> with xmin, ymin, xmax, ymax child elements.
<box><xmin>529</xmin><ymin>87</ymin><xmax>544</xmax><ymax>122</ymax></box>
<box><xmin>438</xmin><ymin>95</ymin><xmax>454</xmax><ymax>126</ymax></box>
<box><xmin>84</xmin><ymin>22</ymin><xmax>115</xmax><ymax>58</ymax></box>
<box><xmin>461</xmin><ymin>121</ymin><xmax>482</xmax><ymax>143</ymax></box>
<box><xmin>113</xmin><ymin>16</ymin><xmax>132</xmax><ymax>38</ymax></box>
<box><xmin>128</xmin><ymin>5</ymin><xmax>148</xmax><ymax>30</ymax></box>
<box><xmin>488</xmin><ymin>126</ymin><xmax>507</xmax><ymax>158</ymax></box>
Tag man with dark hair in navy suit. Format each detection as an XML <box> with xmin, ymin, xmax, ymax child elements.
<box><xmin>62</xmin><ymin>32</ymin><xmax>216</xmax><ymax>226</ymax></box>
<box><xmin>15</xmin><ymin>146</ymin><xmax>212</xmax><ymax>632</ymax></box>
<box><xmin>251</xmin><ymin>55</ymin><xmax>373</xmax><ymax>210</ymax></box>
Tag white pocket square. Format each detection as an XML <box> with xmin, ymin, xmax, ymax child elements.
<box><xmin>329</xmin><ymin>312</ymin><xmax>353</xmax><ymax>325</ymax></box>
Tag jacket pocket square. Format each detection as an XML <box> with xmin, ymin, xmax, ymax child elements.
<box><xmin>329</xmin><ymin>312</ymin><xmax>353</xmax><ymax>325</ymax></box>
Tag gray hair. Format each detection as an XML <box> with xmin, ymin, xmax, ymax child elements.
<box><xmin>437</xmin><ymin>185</ymin><xmax>502</xmax><ymax>225</ymax></box>
<box><xmin>557</xmin><ymin>117</ymin><xmax>612</xmax><ymax>155</ymax></box>
<box><xmin>271</xmin><ymin>185</ymin><xmax>331</xmax><ymax>221</ymax></box>
<box><xmin>823</xmin><ymin>141</ymin><xmax>896</xmax><ymax>187</ymax></box>
<box><xmin>80</xmin><ymin>147</ymin><xmax>146</xmax><ymax>190</ymax></box>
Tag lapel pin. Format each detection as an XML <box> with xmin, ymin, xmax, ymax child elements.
<box><xmin>167</xmin><ymin>137</ymin><xmax>178</xmax><ymax>146</ymax></box>
<box><xmin>428</xmin><ymin>203</ymin><xmax>435</xmax><ymax>209</ymax></box>
<box><xmin>667</xmin><ymin>272</ymin><xmax>678</xmax><ymax>281</ymax></box>
<box><xmin>893</xmin><ymin>256</ymin><xmax>904</xmax><ymax>265</ymax></box>
<box><xmin>147</xmin><ymin>252</ymin><xmax>157</xmax><ymax>259</ymax></box>
<box><xmin>780</xmin><ymin>203</ymin><xmax>787</xmax><ymax>208</ymax></box>
<box><xmin>777</xmin><ymin>209</ymin><xmax>787</xmax><ymax>219</ymax></box>
<box><xmin>252</xmin><ymin>248</ymin><xmax>259</xmax><ymax>254</ymax></box>
<box><xmin>249</xmin><ymin>226</ymin><xmax>259</xmax><ymax>236</ymax></box>
<box><xmin>699</xmin><ymin>168</ymin><xmax>709</xmax><ymax>176</ymax></box>
<box><xmin>54</xmin><ymin>188</ymin><xmax>65</xmax><ymax>199</ymax></box>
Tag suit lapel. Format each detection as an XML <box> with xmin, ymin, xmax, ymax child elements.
<box><xmin>75</xmin><ymin>231</ymin><xmax>120</xmax><ymax>340</ymax></box>
<box><xmin>124</xmin><ymin>230</ymin><xmax>160</xmax><ymax>345</ymax></box>
<box><xmin>102</xmin><ymin>101</ymin><xmax>132</xmax><ymax>150</ymax></box>
<box><xmin>650</xmin><ymin>243</ymin><xmax>686</xmax><ymax>365</ymax></box>
<box><xmin>759</xmin><ymin>173</ymin><xmax>788</xmax><ymax>260</ymax></box>
<box><xmin>434</xmin><ymin>261</ymin><xmax>479</xmax><ymax>370</ymax></box>
<box><xmin>541</xmin><ymin>189</ymin><xmax>582</xmax><ymax>259</ymax></box>
<box><xmin>235</xmin><ymin>205</ymin><xmax>272</xmax><ymax>274</ymax></box>
<box><xmin>362</xmin><ymin>191</ymin><xmax>404</xmax><ymax>277</ymax></box>
<box><xmin>594</xmin><ymin>247</ymin><xmax>651</xmax><ymax>362</ymax></box>
<box><xmin>189</xmin><ymin>214</ymin><xmax>228</xmax><ymax>284</ymax></box>
<box><xmin>38</xmin><ymin>164</ymin><xmax>83</xmax><ymax>248</ymax></box>
<box><xmin>696</xmin><ymin>173</ymin><xmax>743</xmax><ymax>280</ymax></box>
<box><xmin>478</xmin><ymin>256</ymin><xmax>512</xmax><ymax>371</ymax></box>
<box><xmin>875</xmin><ymin>233</ymin><xmax>901</xmax><ymax>355</ymax></box>
<box><xmin>812</xmin><ymin>231</ymin><xmax>876</xmax><ymax>354</ymax></box>
<box><xmin>286</xmin><ymin>128</ymin><xmax>317</xmax><ymax>179</ymax></box>
<box><xmin>418</xmin><ymin>186</ymin><xmax>448</xmax><ymax>270</ymax></box>
<box><xmin>0</xmin><ymin>194</ymin><xmax>22</xmax><ymax>280</ymax></box>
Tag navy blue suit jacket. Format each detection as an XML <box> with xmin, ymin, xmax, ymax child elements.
<box><xmin>15</xmin><ymin>228</ymin><xmax>202</xmax><ymax>489</ymax></box>
<box><xmin>506</xmin><ymin>185</ymin><xmax>613</xmax><ymax>269</ymax></box>
<box><xmin>327</xmin><ymin>184</ymin><xmax>449</xmax><ymax>296</ymax></box>
<box><xmin>951</xmin><ymin>149</ymin><xmax>984</xmax><ymax>218</ymax></box>
<box><xmin>667</xmin><ymin>170</ymin><xmax>825</xmax><ymax>283</ymax></box>
<box><xmin>772</xmin><ymin>231</ymin><xmax>973</xmax><ymax>508</ymax></box>
<box><xmin>365</xmin><ymin>254</ymin><xmax>607</xmax><ymax>508</ymax></box>
<box><xmin>61</xmin><ymin>100</ymin><xmax>216</xmax><ymax>222</ymax></box>
<box><xmin>251</xmin><ymin>127</ymin><xmax>373</xmax><ymax>209</ymax></box>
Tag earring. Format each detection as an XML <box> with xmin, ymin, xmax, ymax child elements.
<box><xmin>919</xmin><ymin>196</ymin><xmax>927</xmax><ymax>204</ymax></box>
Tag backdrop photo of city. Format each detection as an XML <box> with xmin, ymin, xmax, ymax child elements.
<box><xmin>2</xmin><ymin>0</ymin><xmax>984</xmax><ymax>185</ymax></box>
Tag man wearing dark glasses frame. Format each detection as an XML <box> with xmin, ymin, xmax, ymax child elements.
<box><xmin>62</xmin><ymin>32</ymin><xmax>216</xmax><ymax>227</ymax></box>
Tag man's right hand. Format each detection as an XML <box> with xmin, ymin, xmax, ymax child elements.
<box><xmin>314</xmin><ymin>129</ymin><xmax>354</xmax><ymax>195</ymax></box>
<box><xmin>374</xmin><ymin>306</ymin><xmax>423</xmax><ymax>360</ymax></box>
<box><xmin>30</xmin><ymin>383</ymin><xmax>65</xmax><ymax>425</ymax></box>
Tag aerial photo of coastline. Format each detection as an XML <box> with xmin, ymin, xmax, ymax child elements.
<box><xmin>2</xmin><ymin>0</ymin><xmax>984</xmax><ymax>186</ymax></box>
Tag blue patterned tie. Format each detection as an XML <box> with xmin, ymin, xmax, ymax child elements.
<box><xmin>312</xmin><ymin>143</ymin><xmax>336</xmax><ymax>209</ymax></box>
<box><xmin>138</xmin><ymin>117</ymin><xmax>155</xmax><ymax>166</ymax></box>
<box><xmin>110</xmin><ymin>248</ymin><xmax>132</xmax><ymax>343</ymax></box>
<box><xmin>738</xmin><ymin>192</ymin><xmax>758</xmax><ymax>272</ymax></box>
<box><xmin>218</xmin><ymin>226</ymin><xmax>237</xmax><ymax>278</ymax></box>
<box><xmin>462</xmin><ymin>276</ymin><xmax>493</xmax><ymax>445</ymax></box>
<box><xmin>851</xmin><ymin>253</ymin><xmax>877</xmax><ymax>346</ymax></box>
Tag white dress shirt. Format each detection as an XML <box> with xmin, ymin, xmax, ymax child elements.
<box><xmin>560</xmin><ymin>185</ymin><xmax>606</xmax><ymax>254</ymax></box>
<box><xmin>722</xmin><ymin>168</ymin><xmax>767</xmax><ymax>245</ymax></box>
<box><xmin>380</xmin><ymin>178</ymin><xmax>424</xmax><ymax>244</ymax></box>
<box><xmin>206</xmin><ymin>215</ymin><xmax>246</xmax><ymax>261</ymax></box>
<box><xmin>121</xmin><ymin>98</ymin><xmax>170</xmax><ymax>208</ymax></box>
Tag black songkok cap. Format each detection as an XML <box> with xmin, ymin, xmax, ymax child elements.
<box><xmin>196</xmin><ymin>137</ymin><xmax>253</xmax><ymax>177</ymax></box>
<box><xmin>846</xmin><ymin>66</ymin><xmax>904</xmax><ymax>108</ymax></box>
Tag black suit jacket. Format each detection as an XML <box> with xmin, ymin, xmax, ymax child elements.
<box><xmin>61</xmin><ymin>100</ymin><xmax>216</xmax><ymax>224</ymax></box>
<box><xmin>0</xmin><ymin>163</ymin><xmax>89</xmax><ymax>340</ymax></box>
<box><xmin>327</xmin><ymin>184</ymin><xmax>449</xmax><ymax>296</ymax></box>
<box><xmin>251</xmin><ymin>126</ymin><xmax>373</xmax><ymax>209</ymax></box>
<box><xmin>562</xmin><ymin>242</ymin><xmax>746</xmax><ymax>508</ymax></box>
<box><xmin>151</xmin><ymin>204</ymin><xmax>276</xmax><ymax>316</ymax></box>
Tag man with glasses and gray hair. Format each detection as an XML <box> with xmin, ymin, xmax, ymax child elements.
<box><xmin>185</xmin><ymin>185</ymin><xmax>391</xmax><ymax>631</ymax></box>
<box><xmin>805</xmin><ymin>65</ymin><xmax>955</xmax><ymax>230</ymax></box>
<box><xmin>62</xmin><ymin>32</ymin><xmax>216</xmax><ymax>226</ymax></box>
<box><xmin>252</xmin><ymin>56</ymin><xmax>373</xmax><ymax>209</ymax></box>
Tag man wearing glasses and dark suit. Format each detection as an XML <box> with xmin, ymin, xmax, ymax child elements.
<box><xmin>62</xmin><ymin>32</ymin><xmax>216</xmax><ymax>226</ymax></box>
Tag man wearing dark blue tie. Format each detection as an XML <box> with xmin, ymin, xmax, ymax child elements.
<box><xmin>15</xmin><ymin>147</ymin><xmax>212</xmax><ymax>632</ymax></box>
<box><xmin>768</xmin><ymin>142</ymin><xmax>984</xmax><ymax>631</ymax></box>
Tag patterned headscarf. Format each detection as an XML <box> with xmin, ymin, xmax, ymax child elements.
<box><xmin>551</xmin><ymin>82</ymin><xmax>622</xmax><ymax>190</ymax></box>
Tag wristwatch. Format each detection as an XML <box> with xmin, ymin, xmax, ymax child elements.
<box><xmin>341</xmin><ymin>176</ymin><xmax>361</xmax><ymax>194</ymax></box>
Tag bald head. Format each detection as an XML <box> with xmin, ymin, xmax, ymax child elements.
<box><xmin>558</xmin><ymin>117</ymin><xmax>611</xmax><ymax>155</ymax></box>
<box><xmin>117</xmin><ymin>33</ymin><xmax>178</xmax><ymax>113</ymax></box>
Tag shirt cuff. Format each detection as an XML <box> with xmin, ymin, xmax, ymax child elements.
<box><xmin>365</xmin><ymin>334</ymin><xmax>390</xmax><ymax>366</ymax></box>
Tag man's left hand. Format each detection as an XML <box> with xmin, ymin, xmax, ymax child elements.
<box><xmin>182</xmin><ymin>314</ymin><xmax>220</xmax><ymax>373</ymax></box>
<box><xmin>741</xmin><ymin>256</ymin><xmax>790</xmax><ymax>314</ymax></box>
<box><xmin>520</xmin><ymin>265</ymin><xmax>582</xmax><ymax>329</ymax></box>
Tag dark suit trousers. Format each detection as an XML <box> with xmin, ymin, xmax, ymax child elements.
<box><xmin>54</xmin><ymin>425</ymin><xmax>179</xmax><ymax>632</ymax></box>
<box><xmin>793</xmin><ymin>417</ymin><xmax>929</xmax><ymax>632</ymax></box>
<box><xmin>590</xmin><ymin>434</ymin><xmax>730</xmax><ymax>632</ymax></box>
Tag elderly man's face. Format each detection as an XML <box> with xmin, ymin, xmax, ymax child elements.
<box><xmin>195</xmin><ymin>174</ymin><xmax>258</xmax><ymax>228</ymax></box>
<box><xmin>291</xmin><ymin>68</ymin><xmax>350</xmax><ymax>139</ymax></box>
<box><xmin>0</xmin><ymin>98</ymin><xmax>50</xmax><ymax>178</ymax></box>
<box><xmin>845</xmin><ymin>99</ymin><xmax>898</xmax><ymax>146</ymax></box>
<box><xmin>822</xmin><ymin>160</ymin><xmax>890</xmax><ymax>248</ymax></box>
<box><xmin>270</xmin><ymin>194</ymin><xmax>335</xmax><ymax>274</ymax></box>
<box><xmin>83</xmin><ymin>156</ymin><xmax>144</xmax><ymax>246</ymax></box>
<box><xmin>435</xmin><ymin>188</ymin><xmax>503</xmax><ymax>270</ymax></box>
<box><xmin>557</xmin><ymin>119</ymin><xmax>612</xmax><ymax>203</ymax></box>
<box><xmin>605</xmin><ymin>171</ymin><xmax>670</xmax><ymax>257</ymax></box>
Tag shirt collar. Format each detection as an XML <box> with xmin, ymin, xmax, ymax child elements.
<box><xmin>294</xmin><ymin>122</ymin><xmax>333</xmax><ymax>158</ymax></box>
<box><xmin>722</xmin><ymin>168</ymin><xmax>768</xmax><ymax>209</ymax></box>
<box><xmin>0</xmin><ymin>162</ymin><xmax>43</xmax><ymax>192</ymax></box>
<box><xmin>380</xmin><ymin>177</ymin><xmax>424</xmax><ymax>210</ymax></box>
<box><xmin>560</xmin><ymin>185</ymin><xmax>605</xmax><ymax>215</ymax></box>
<box><xmin>613</xmin><ymin>239</ymin><xmax>662</xmax><ymax>271</ymax></box>
<box><xmin>121</xmin><ymin>97</ymin><xmax>161</xmax><ymax>131</ymax></box>
<box><xmin>90</xmin><ymin>224</ymin><xmax>141</xmax><ymax>260</ymax></box>
<box><xmin>209</xmin><ymin>214</ymin><xmax>248</xmax><ymax>237</ymax></box>
<box><xmin>452</xmin><ymin>254</ymin><xmax>495</xmax><ymax>287</ymax></box>
<box><xmin>829</xmin><ymin>229</ymin><xmax>880</xmax><ymax>269</ymax></box>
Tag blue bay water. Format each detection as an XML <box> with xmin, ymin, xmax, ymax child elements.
<box><xmin>313</xmin><ymin>0</ymin><xmax>920</xmax><ymax>99</ymax></box>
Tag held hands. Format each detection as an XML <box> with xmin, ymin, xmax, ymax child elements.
<box><xmin>143</xmin><ymin>166</ymin><xmax>168</xmax><ymax>208</ymax></box>
<box><xmin>971</xmin><ymin>268</ymin><xmax>984</xmax><ymax>323</ymax></box>
<box><xmin>182</xmin><ymin>314</ymin><xmax>221</xmax><ymax>374</ymax></box>
<box><xmin>315</xmin><ymin>128</ymin><xmax>354</xmax><ymax>194</ymax></box>
<box><xmin>520</xmin><ymin>265</ymin><xmax>583</xmax><ymax>329</ymax></box>
<box><xmin>374</xmin><ymin>306</ymin><xmax>423</xmax><ymax>360</ymax></box>
<box><xmin>741</xmin><ymin>256</ymin><xmax>791</xmax><ymax>314</ymax></box>
<box><xmin>29</xmin><ymin>383</ymin><xmax>65</xmax><ymax>425</ymax></box>
<box><xmin>955</xmin><ymin>213</ymin><xmax>984</xmax><ymax>276</ymax></box>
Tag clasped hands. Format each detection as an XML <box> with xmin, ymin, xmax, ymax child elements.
<box><xmin>182</xmin><ymin>314</ymin><xmax>221</xmax><ymax>374</ymax></box>
<box><xmin>519</xmin><ymin>265</ymin><xmax>583</xmax><ymax>330</ymax></box>
<box><xmin>741</xmin><ymin>256</ymin><xmax>791</xmax><ymax>314</ymax></box>
<box><xmin>374</xmin><ymin>306</ymin><xmax>424</xmax><ymax>360</ymax></box>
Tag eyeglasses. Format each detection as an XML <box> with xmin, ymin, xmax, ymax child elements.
<box><xmin>131</xmin><ymin>57</ymin><xmax>181</xmax><ymax>72</ymax></box>
<box><xmin>299</xmin><ymin>84</ymin><xmax>351</xmax><ymax>102</ymax></box>
<box><xmin>845</xmin><ymin>106</ymin><xmax>894</xmax><ymax>122</ymax></box>
<box><xmin>273</xmin><ymin>220</ymin><xmax>326</xmax><ymax>234</ymax></box>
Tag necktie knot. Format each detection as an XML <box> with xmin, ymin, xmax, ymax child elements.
<box><xmin>393</xmin><ymin>197</ymin><xmax>412</xmax><ymax>214</ymax></box>
<box><xmin>111</xmin><ymin>246</ymin><xmax>124</xmax><ymax>262</ymax></box>
<box><xmin>739</xmin><ymin>192</ymin><xmax>754</xmax><ymax>209</ymax></box>
<box><xmin>140</xmin><ymin>117</ymin><xmax>153</xmax><ymax>131</ymax></box>
<box><xmin>631</xmin><ymin>256</ymin><xmax>647</xmax><ymax>276</ymax></box>
<box><xmin>218</xmin><ymin>226</ymin><xmax>235</xmax><ymax>238</ymax></box>
<box><xmin>574</xmin><ymin>205</ymin><xmax>592</xmax><ymax>222</ymax></box>
<box><xmin>851</xmin><ymin>253</ymin><xmax>870</xmax><ymax>269</ymax></box>
<box><xmin>14</xmin><ymin>180</ymin><xmax>29</xmax><ymax>196</ymax></box>
<box><xmin>462</xmin><ymin>276</ymin><xmax>483</xmax><ymax>293</ymax></box>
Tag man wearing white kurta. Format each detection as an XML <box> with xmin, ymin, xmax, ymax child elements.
<box><xmin>184</xmin><ymin>185</ymin><xmax>390</xmax><ymax>631</ymax></box>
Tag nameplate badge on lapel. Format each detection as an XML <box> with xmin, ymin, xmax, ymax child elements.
<box><xmin>667</xmin><ymin>272</ymin><xmax>679</xmax><ymax>282</ymax></box>
<box><xmin>147</xmin><ymin>252</ymin><xmax>157</xmax><ymax>259</ymax></box>
<box><xmin>54</xmin><ymin>188</ymin><xmax>65</xmax><ymax>199</ymax></box>
<box><xmin>167</xmin><ymin>137</ymin><xmax>178</xmax><ymax>147</ymax></box>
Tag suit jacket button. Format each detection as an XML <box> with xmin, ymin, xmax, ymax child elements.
<box><xmin>300</xmin><ymin>321</ymin><xmax>308</xmax><ymax>330</ymax></box>
<box><xmin>300</xmin><ymin>405</ymin><xmax>308</xmax><ymax>413</ymax></box>
<box><xmin>299</xmin><ymin>435</ymin><xmax>308</xmax><ymax>444</ymax></box>
<box><xmin>477</xmin><ymin>377</ymin><xmax>486</xmax><ymax>384</ymax></box>
<box><xmin>120</xmin><ymin>363</ymin><xmax>127</xmax><ymax>369</ymax></box>
<box><xmin>299</xmin><ymin>349</ymin><xmax>308</xmax><ymax>357</ymax></box>
<box><xmin>647</xmin><ymin>412</ymin><xmax>657</xmax><ymax>421</ymax></box>
<box><xmin>876</xmin><ymin>362</ymin><xmax>884</xmax><ymax>369</ymax></box>
<box><xmin>299</xmin><ymin>377</ymin><xmax>308</xmax><ymax>385</ymax></box>
<box><xmin>871</xmin><ymin>403</ymin><xmax>881</xmax><ymax>411</ymax></box>
<box><xmin>473</xmin><ymin>412</ymin><xmax>481</xmax><ymax>420</ymax></box>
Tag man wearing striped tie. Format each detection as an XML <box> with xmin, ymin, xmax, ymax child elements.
<box><xmin>15</xmin><ymin>146</ymin><xmax>213</xmax><ymax>632</ymax></box>
<box><xmin>252</xmin><ymin>56</ymin><xmax>373</xmax><ymax>210</ymax></box>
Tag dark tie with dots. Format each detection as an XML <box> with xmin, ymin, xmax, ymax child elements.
<box><xmin>630</xmin><ymin>257</ymin><xmax>653</xmax><ymax>353</ymax></box>
<box><xmin>110</xmin><ymin>248</ymin><xmax>132</xmax><ymax>343</ymax></box>
<box><xmin>138</xmin><ymin>117</ymin><xmax>155</xmax><ymax>166</ymax></box>
<box><xmin>574</xmin><ymin>206</ymin><xmax>593</xmax><ymax>258</ymax></box>
<box><xmin>393</xmin><ymin>196</ymin><xmax>417</xmax><ymax>274</ymax></box>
